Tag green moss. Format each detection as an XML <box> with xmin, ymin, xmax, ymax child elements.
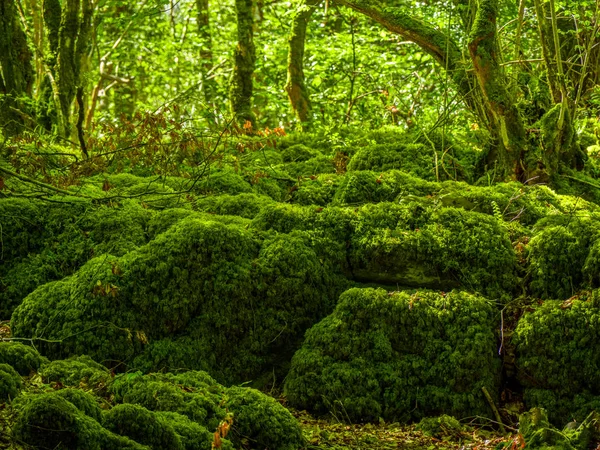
<box><xmin>281</xmin><ymin>143</ymin><xmax>320</xmax><ymax>162</ymax></box>
<box><xmin>41</xmin><ymin>355</ymin><xmax>111</xmax><ymax>388</ymax></box>
<box><xmin>157</xmin><ymin>411</ymin><xmax>231</xmax><ymax>450</ymax></box>
<box><xmin>104</xmin><ymin>403</ymin><xmax>184</xmax><ymax>450</ymax></box>
<box><xmin>194</xmin><ymin>193</ymin><xmax>274</xmax><ymax>218</ymax></box>
<box><xmin>0</xmin><ymin>342</ymin><xmax>47</xmax><ymax>375</ymax></box>
<box><xmin>416</xmin><ymin>415</ymin><xmax>463</xmax><ymax>438</ymax></box>
<box><xmin>0</xmin><ymin>363</ymin><xmax>21</xmax><ymax>401</ymax></box>
<box><xmin>527</xmin><ymin>216</ymin><xmax>600</xmax><ymax>299</ymax></box>
<box><xmin>290</xmin><ymin>174</ymin><xmax>341</xmax><ymax>206</ymax></box>
<box><xmin>514</xmin><ymin>292</ymin><xmax>600</xmax><ymax>424</ymax></box>
<box><xmin>12</xmin><ymin>392</ymin><xmax>146</xmax><ymax>449</ymax></box>
<box><xmin>350</xmin><ymin>203</ymin><xmax>517</xmax><ymax>299</ymax></box>
<box><xmin>284</xmin><ymin>154</ymin><xmax>336</xmax><ymax>177</ymax></box>
<box><xmin>225</xmin><ymin>386</ymin><xmax>306</xmax><ymax>450</ymax></box>
<box><xmin>194</xmin><ymin>168</ymin><xmax>253</xmax><ymax>195</ymax></box>
<box><xmin>285</xmin><ymin>288</ymin><xmax>501</xmax><ymax>422</ymax></box>
<box><xmin>55</xmin><ymin>388</ymin><xmax>103</xmax><ymax>422</ymax></box>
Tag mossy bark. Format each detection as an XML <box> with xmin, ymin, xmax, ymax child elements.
<box><xmin>230</xmin><ymin>0</ymin><xmax>256</xmax><ymax>127</ymax></box>
<box><xmin>0</xmin><ymin>0</ymin><xmax>34</xmax><ymax>136</ymax></box>
<box><xmin>43</xmin><ymin>0</ymin><xmax>93</xmax><ymax>139</ymax></box>
<box><xmin>468</xmin><ymin>0</ymin><xmax>527</xmax><ymax>178</ymax></box>
<box><xmin>285</xmin><ymin>0</ymin><xmax>322</xmax><ymax>131</ymax></box>
<box><xmin>196</xmin><ymin>0</ymin><xmax>216</xmax><ymax>106</ymax></box>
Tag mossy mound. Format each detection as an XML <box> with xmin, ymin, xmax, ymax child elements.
<box><xmin>514</xmin><ymin>291</ymin><xmax>600</xmax><ymax>424</ymax></box>
<box><xmin>284</xmin><ymin>288</ymin><xmax>501</xmax><ymax>422</ymax></box>
<box><xmin>0</xmin><ymin>342</ymin><xmax>47</xmax><ymax>375</ymax></box>
<box><xmin>527</xmin><ymin>216</ymin><xmax>600</xmax><ymax>299</ymax></box>
<box><xmin>40</xmin><ymin>355</ymin><xmax>111</xmax><ymax>388</ymax></box>
<box><xmin>12</xmin><ymin>392</ymin><xmax>145</xmax><ymax>449</ymax></box>
<box><xmin>415</xmin><ymin>415</ymin><xmax>464</xmax><ymax>439</ymax></box>
<box><xmin>11</xmin><ymin>216</ymin><xmax>347</xmax><ymax>384</ymax></box>
<box><xmin>55</xmin><ymin>388</ymin><xmax>104</xmax><ymax>422</ymax></box>
<box><xmin>109</xmin><ymin>370</ymin><xmax>305</xmax><ymax>450</ymax></box>
<box><xmin>104</xmin><ymin>403</ymin><xmax>186</xmax><ymax>450</ymax></box>
<box><xmin>193</xmin><ymin>192</ymin><xmax>274</xmax><ymax>218</ymax></box>
<box><xmin>0</xmin><ymin>363</ymin><xmax>21</xmax><ymax>401</ymax></box>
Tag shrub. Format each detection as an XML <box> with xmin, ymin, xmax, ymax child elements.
<box><xmin>285</xmin><ymin>288</ymin><xmax>501</xmax><ymax>422</ymax></box>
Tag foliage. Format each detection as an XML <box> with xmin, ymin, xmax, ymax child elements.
<box><xmin>284</xmin><ymin>287</ymin><xmax>501</xmax><ymax>422</ymax></box>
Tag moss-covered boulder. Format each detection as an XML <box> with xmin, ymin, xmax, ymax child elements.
<box><xmin>527</xmin><ymin>216</ymin><xmax>600</xmax><ymax>299</ymax></box>
<box><xmin>109</xmin><ymin>370</ymin><xmax>304</xmax><ymax>450</ymax></box>
<box><xmin>41</xmin><ymin>355</ymin><xmax>111</xmax><ymax>388</ymax></box>
<box><xmin>12</xmin><ymin>392</ymin><xmax>146</xmax><ymax>449</ymax></box>
<box><xmin>0</xmin><ymin>342</ymin><xmax>47</xmax><ymax>375</ymax></box>
<box><xmin>284</xmin><ymin>288</ymin><xmax>501</xmax><ymax>422</ymax></box>
<box><xmin>193</xmin><ymin>192</ymin><xmax>274</xmax><ymax>218</ymax></box>
<box><xmin>104</xmin><ymin>403</ymin><xmax>184</xmax><ymax>450</ymax></box>
<box><xmin>514</xmin><ymin>291</ymin><xmax>600</xmax><ymax>424</ymax></box>
<box><xmin>12</xmin><ymin>216</ymin><xmax>347</xmax><ymax>384</ymax></box>
<box><xmin>0</xmin><ymin>363</ymin><xmax>21</xmax><ymax>401</ymax></box>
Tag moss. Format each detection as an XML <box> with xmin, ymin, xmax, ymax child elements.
<box><xmin>416</xmin><ymin>415</ymin><xmax>463</xmax><ymax>438</ymax></box>
<box><xmin>290</xmin><ymin>174</ymin><xmax>341</xmax><ymax>206</ymax></box>
<box><xmin>0</xmin><ymin>342</ymin><xmax>47</xmax><ymax>375</ymax></box>
<box><xmin>0</xmin><ymin>363</ymin><xmax>21</xmax><ymax>401</ymax></box>
<box><xmin>514</xmin><ymin>292</ymin><xmax>600</xmax><ymax>424</ymax></box>
<box><xmin>527</xmin><ymin>216</ymin><xmax>600</xmax><ymax>299</ymax></box>
<box><xmin>350</xmin><ymin>203</ymin><xmax>517</xmax><ymax>299</ymax></box>
<box><xmin>284</xmin><ymin>154</ymin><xmax>336</xmax><ymax>177</ymax></box>
<box><xmin>157</xmin><ymin>411</ymin><xmax>231</xmax><ymax>450</ymax></box>
<box><xmin>12</xmin><ymin>392</ymin><xmax>145</xmax><ymax>449</ymax></box>
<box><xmin>194</xmin><ymin>193</ymin><xmax>274</xmax><ymax>219</ymax></box>
<box><xmin>285</xmin><ymin>288</ymin><xmax>501</xmax><ymax>422</ymax></box>
<box><xmin>195</xmin><ymin>168</ymin><xmax>253</xmax><ymax>195</ymax></box>
<box><xmin>41</xmin><ymin>355</ymin><xmax>111</xmax><ymax>388</ymax></box>
<box><xmin>55</xmin><ymin>388</ymin><xmax>103</xmax><ymax>422</ymax></box>
<box><xmin>225</xmin><ymin>386</ymin><xmax>306</xmax><ymax>450</ymax></box>
<box><xmin>147</xmin><ymin>208</ymin><xmax>197</xmax><ymax>238</ymax></box>
<box><xmin>281</xmin><ymin>144</ymin><xmax>320</xmax><ymax>162</ymax></box>
<box><xmin>104</xmin><ymin>403</ymin><xmax>184</xmax><ymax>450</ymax></box>
<box><xmin>517</xmin><ymin>407</ymin><xmax>594</xmax><ymax>449</ymax></box>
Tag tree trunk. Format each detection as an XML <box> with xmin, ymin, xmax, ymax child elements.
<box><xmin>196</xmin><ymin>0</ymin><xmax>216</xmax><ymax>106</ymax></box>
<box><xmin>285</xmin><ymin>0</ymin><xmax>322</xmax><ymax>131</ymax></box>
<box><xmin>230</xmin><ymin>0</ymin><xmax>256</xmax><ymax>127</ymax></box>
<box><xmin>0</xmin><ymin>0</ymin><xmax>34</xmax><ymax>136</ymax></box>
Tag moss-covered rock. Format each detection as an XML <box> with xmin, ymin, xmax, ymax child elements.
<box><xmin>0</xmin><ymin>363</ymin><xmax>21</xmax><ymax>401</ymax></box>
<box><xmin>104</xmin><ymin>403</ymin><xmax>184</xmax><ymax>450</ymax></box>
<box><xmin>415</xmin><ymin>415</ymin><xmax>464</xmax><ymax>438</ymax></box>
<box><xmin>527</xmin><ymin>216</ymin><xmax>600</xmax><ymax>299</ymax></box>
<box><xmin>193</xmin><ymin>192</ymin><xmax>274</xmax><ymax>218</ymax></box>
<box><xmin>12</xmin><ymin>392</ymin><xmax>146</xmax><ymax>449</ymax></box>
<box><xmin>55</xmin><ymin>388</ymin><xmax>104</xmax><ymax>422</ymax></box>
<box><xmin>0</xmin><ymin>342</ymin><xmax>47</xmax><ymax>375</ymax></box>
<box><xmin>285</xmin><ymin>288</ymin><xmax>501</xmax><ymax>422</ymax></box>
<box><xmin>225</xmin><ymin>386</ymin><xmax>306</xmax><ymax>450</ymax></box>
<box><xmin>41</xmin><ymin>355</ymin><xmax>111</xmax><ymax>388</ymax></box>
<box><xmin>514</xmin><ymin>291</ymin><xmax>600</xmax><ymax>425</ymax></box>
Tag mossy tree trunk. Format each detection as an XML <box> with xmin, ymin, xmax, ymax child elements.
<box><xmin>0</xmin><ymin>0</ymin><xmax>34</xmax><ymax>136</ymax></box>
<box><xmin>230</xmin><ymin>0</ymin><xmax>256</xmax><ymax>127</ymax></box>
<box><xmin>285</xmin><ymin>0</ymin><xmax>322</xmax><ymax>131</ymax></box>
<box><xmin>196</xmin><ymin>0</ymin><xmax>216</xmax><ymax>107</ymax></box>
<box><xmin>333</xmin><ymin>0</ymin><xmax>582</xmax><ymax>180</ymax></box>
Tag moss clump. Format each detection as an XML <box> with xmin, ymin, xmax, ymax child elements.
<box><xmin>193</xmin><ymin>168</ymin><xmax>253</xmax><ymax>195</ymax></box>
<box><xmin>0</xmin><ymin>342</ymin><xmax>47</xmax><ymax>375</ymax></box>
<box><xmin>109</xmin><ymin>370</ymin><xmax>303</xmax><ymax>449</ymax></box>
<box><xmin>12</xmin><ymin>392</ymin><xmax>145</xmax><ymax>449</ymax></box>
<box><xmin>350</xmin><ymin>203</ymin><xmax>517</xmax><ymax>299</ymax></box>
<box><xmin>104</xmin><ymin>403</ymin><xmax>184</xmax><ymax>450</ymax></box>
<box><xmin>41</xmin><ymin>355</ymin><xmax>111</xmax><ymax>388</ymax></box>
<box><xmin>281</xmin><ymin>143</ymin><xmax>320</xmax><ymax>162</ymax></box>
<box><xmin>0</xmin><ymin>363</ymin><xmax>21</xmax><ymax>401</ymax></box>
<box><xmin>225</xmin><ymin>386</ymin><xmax>306</xmax><ymax>450</ymax></box>
<box><xmin>416</xmin><ymin>415</ymin><xmax>463</xmax><ymax>438</ymax></box>
<box><xmin>55</xmin><ymin>388</ymin><xmax>104</xmax><ymax>422</ymax></box>
<box><xmin>284</xmin><ymin>155</ymin><xmax>336</xmax><ymax>177</ymax></box>
<box><xmin>290</xmin><ymin>174</ymin><xmax>341</xmax><ymax>206</ymax></box>
<box><xmin>348</xmin><ymin>142</ymin><xmax>435</xmax><ymax>179</ymax></box>
<box><xmin>514</xmin><ymin>292</ymin><xmax>600</xmax><ymax>425</ymax></box>
<box><xmin>285</xmin><ymin>288</ymin><xmax>501</xmax><ymax>422</ymax></box>
<box><xmin>158</xmin><ymin>411</ymin><xmax>231</xmax><ymax>450</ymax></box>
<box><xmin>527</xmin><ymin>216</ymin><xmax>600</xmax><ymax>299</ymax></box>
<box><xmin>194</xmin><ymin>192</ymin><xmax>274</xmax><ymax>218</ymax></box>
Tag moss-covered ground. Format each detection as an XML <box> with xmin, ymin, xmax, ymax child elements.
<box><xmin>3</xmin><ymin>124</ymin><xmax>600</xmax><ymax>448</ymax></box>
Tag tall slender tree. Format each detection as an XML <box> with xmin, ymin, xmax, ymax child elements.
<box><xmin>230</xmin><ymin>0</ymin><xmax>256</xmax><ymax>127</ymax></box>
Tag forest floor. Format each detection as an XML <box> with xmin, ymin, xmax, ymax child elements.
<box><xmin>293</xmin><ymin>410</ymin><xmax>515</xmax><ymax>449</ymax></box>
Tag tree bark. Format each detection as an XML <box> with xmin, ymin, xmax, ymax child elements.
<box><xmin>196</xmin><ymin>0</ymin><xmax>216</xmax><ymax>106</ymax></box>
<box><xmin>230</xmin><ymin>0</ymin><xmax>256</xmax><ymax>127</ymax></box>
<box><xmin>0</xmin><ymin>0</ymin><xmax>34</xmax><ymax>136</ymax></box>
<box><xmin>285</xmin><ymin>0</ymin><xmax>322</xmax><ymax>130</ymax></box>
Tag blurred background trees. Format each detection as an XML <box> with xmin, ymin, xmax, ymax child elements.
<box><xmin>0</xmin><ymin>0</ymin><xmax>599</xmax><ymax>180</ymax></box>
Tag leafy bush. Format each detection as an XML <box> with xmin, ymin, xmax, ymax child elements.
<box><xmin>285</xmin><ymin>288</ymin><xmax>501</xmax><ymax>422</ymax></box>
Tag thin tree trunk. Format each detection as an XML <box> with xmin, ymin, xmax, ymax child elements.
<box><xmin>285</xmin><ymin>0</ymin><xmax>322</xmax><ymax>130</ymax></box>
<box><xmin>230</xmin><ymin>0</ymin><xmax>256</xmax><ymax>127</ymax></box>
<box><xmin>196</xmin><ymin>0</ymin><xmax>216</xmax><ymax>106</ymax></box>
<box><xmin>0</xmin><ymin>0</ymin><xmax>34</xmax><ymax>136</ymax></box>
